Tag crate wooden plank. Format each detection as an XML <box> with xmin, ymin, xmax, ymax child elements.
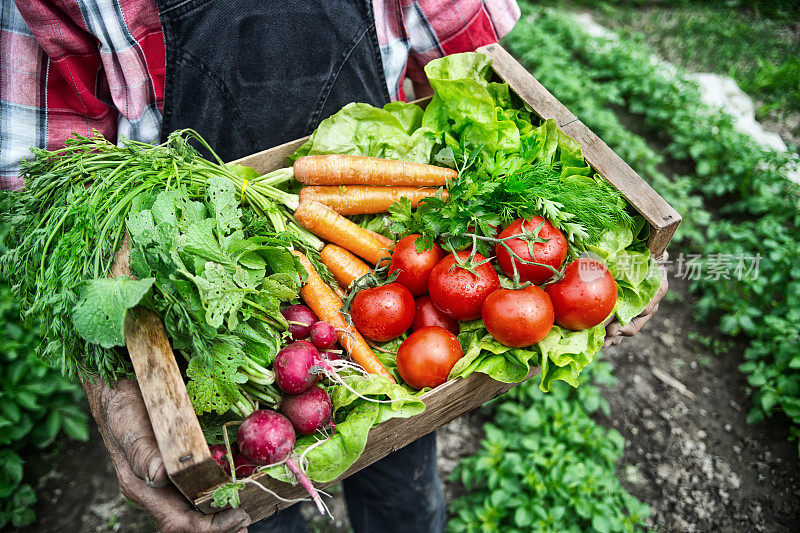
<box><xmin>477</xmin><ymin>44</ymin><xmax>681</xmax><ymax>256</ymax></box>
<box><xmin>194</xmin><ymin>366</ymin><xmax>540</xmax><ymax>521</ymax></box>
<box><xmin>124</xmin><ymin>308</ymin><xmax>229</xmax><ymax>500</ymax></box>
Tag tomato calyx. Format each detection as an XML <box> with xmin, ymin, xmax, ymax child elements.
<box><xmin>442</xmin><ymin>245</ymin><xmax>494</xmax><ymax>276</ymax></box>
<box><xmin>340</xmin><ymin>269</ymin><xmax>401</xmax><ymax>319</ymax></box>
<box><xmin>444</xmin><ymin>223</ymin><xmax>566</xmax><ymax>288</ymax></box>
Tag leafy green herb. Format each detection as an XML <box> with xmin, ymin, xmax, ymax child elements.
<box><xmin>0</xmin><ymin>130</ymin><xmax>311</xmax><ymax>383</ymax></box>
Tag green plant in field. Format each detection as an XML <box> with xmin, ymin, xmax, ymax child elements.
<box><xmin>448</xmin><ymin>361</ymin><xmax>650</xmax><ymax>532</ymax></box>
<box><xmin>506</xmin><ymin>5</ymin><xmax>800</xmax><ymax>453</ymax></box>
<box><xmin>0</xmin><ymin>226</ymin><xmax>90</xmax><ymax>528</ymax></box>
<box><xmin>590</xmin><ymin>4</ymin><xmax>800</xmax><ymax>135</ymax></box>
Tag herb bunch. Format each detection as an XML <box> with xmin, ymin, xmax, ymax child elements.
<box><xmin>0</xmin><ymin>130</ymin><xmax>313</xmax><ymax>383</ymax></box>
<box><xmin>389</xmin><ymin>153</ymin><xmax>632</xmax><ymax>258</ymax></box>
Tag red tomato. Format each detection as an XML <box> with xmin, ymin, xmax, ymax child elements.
<box><xmin>388</xmin><ymin>234</ymin><xmax>444</xmax><ymax>296</ymax></box>
<box><xmin>351</xmin><ymin>283</ymin><xmax>415</xmax><ymax>342</ymax></box>
<box><xmin>412</xmin><ymin>295</ymin><xmax>460</xmax><ymax>335</ymax></box>
<box><xmin>482</xmin><ymin>285</ymin><xmax>555</xmax><ymax>347</ymax></box>
<box><xmin>495</xmin><ymin>217</ymin><xmax>567</xmax><ymax>284</ymax></box>
<box><xmin>545</xmin><ymin>258</ymin><xmax>617</xmax><ymax>331</ymax></box>
<box><xmin>428</xmin><ymin>251</ymin><xmax>500</xmax><ymax>321</ymax></box>
<box><xmin>396</xmin><ymin>326</ymin><xmax>463</xmax><ymax>389</ymax></box>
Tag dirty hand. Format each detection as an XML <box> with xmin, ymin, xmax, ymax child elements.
<box><xmin>83</xmin><ymin>379</ymin><xmax>250</xmax><ymax>533</ymax></box>
<box><xmin>603</xmin><ymin>252</ymin><xmax>669</xmax><ymax>348</ymax></box>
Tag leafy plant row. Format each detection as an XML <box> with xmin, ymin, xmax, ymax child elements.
<box><xmin>448</xmin><ymin>362</ymin><xmax>650</xmax><ymax>532</ymax></box>
<box><xmin>0</xmin><ymin>227</ymin><xmax>90</xmax><ymax>528</ymax></box>
<box><xmin>506</xmin><ymin>6</ymin><xmax>800</xmax><ymax>448</ymax></box>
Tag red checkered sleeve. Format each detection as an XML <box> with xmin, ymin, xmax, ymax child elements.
<box><xmin>1</xmin><ymin>0</ymin><xmax>164</xmax><ymax>190</ymax></box>
<box><xmin>374</xmin><ymin>0</ymin><xmax>521</xmax><ymax>101</ymax></box>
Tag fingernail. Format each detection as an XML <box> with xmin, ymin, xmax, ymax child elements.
<box><xmin>146</xmin><ymin>457</ymin><xmax>167</xmax><ymax>487</ymax></box>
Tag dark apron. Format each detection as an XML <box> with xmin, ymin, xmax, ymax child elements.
<box><xmin>155</xmin><ymin>0</ymin><xmax>391</xmax><ymax>161</ymax></box>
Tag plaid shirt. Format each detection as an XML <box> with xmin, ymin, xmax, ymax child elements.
<box><xmin>1</xmin><ymin>0</ymin><xmax>519</xmax><ymax>189</ymax></box>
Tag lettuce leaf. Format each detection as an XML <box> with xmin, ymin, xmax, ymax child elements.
<box><xmin>263</xmin><ymin>375</ymin><xmax>424</xmax><ymax>484</ymax></box>
<box><xmin>588</xmin><ymin>217</ymin><xmax>663</xmax><ymax>325</ymax></box>
<box><xmin>451</xmin><ymin>321</ymin><xmax>605</xmax><ymax>392</ymax></box>
<box><xmin>291</xmin><ymin>102</ymin><xmax>435</xmax><ymax>163</ymax></box>
<box><xmin>422</xmin><ymin>53</ymin><xmax>522</xmax><ymax>154</ymax></box>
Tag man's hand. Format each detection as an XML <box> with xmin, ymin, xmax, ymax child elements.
<box><xmin>83</xmin><ymin>379</ymin><xmax>250</xmax><ymax>533</ymax></box>
<box><xmin>603</xmin><ymin>253</ymin><xmax>669</xmax><ymax>348</ymax></box>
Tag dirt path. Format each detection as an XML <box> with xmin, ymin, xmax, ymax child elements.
<box><xmin>15</xmin><ymin>276</ymin><xmax>800</xmax><ymax>533</ymax></box>
<box><xmin>598</xmin><ymin>276</ymin><xmax>800</xmax><ymax>532</ymax></box>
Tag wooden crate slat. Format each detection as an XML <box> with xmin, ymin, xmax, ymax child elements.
<box><xmin>477</xmin><ymin>44</ymin><xmax>681</xmax><ymax>256</ymax></box>
<box><xmin>124</xmin><ymin>308</ymin><xmax>228</xmax><ymax>500</ymax></box>
<box><xmin>194</xmin><ymin>366</ymin><xmax>540</xmax><ymax>521</ymax></box>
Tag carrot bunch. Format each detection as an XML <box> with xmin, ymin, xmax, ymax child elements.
<box><xmin>293</xmin><ymin>154</ymin><xmax>455</xmax><ymax>271</ymax></box>
<box><xmin>289</xmin><ymin>154</ymin><xmax>456</xmax><ymax>380</ymax></box>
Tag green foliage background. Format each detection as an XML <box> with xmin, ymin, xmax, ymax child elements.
<box><xmin>0</xmin><ymin>226</ymin><xmax>89</xmax><ymax>528</ymax></box>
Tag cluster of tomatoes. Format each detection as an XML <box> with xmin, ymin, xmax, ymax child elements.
<box><xmin>350</xmin><ymin>216</ymin><xmax>618</xmax><ymax>390</ymax></box>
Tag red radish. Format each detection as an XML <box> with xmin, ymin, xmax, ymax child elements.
<box><xmin>309</xmin><ymin>321</ymin><xmax>337</xmax><ymax>349</ymax></box>
<box><xmin>274</xmin><ymin>340</ymin><xmax>321</xmax><ymax>394</ymax></box>
<box><xmin>209</xmin><ymin>444</ymin><xmax>231</xmax><ymax>475</ymax></box>
<box><xmin>281</xmin><ymin>304</ymin><xmax>318</xmax><ymax>340</ymax></box>
<box><xmin>233</xmin><ymin>453</ymin><xmax>256</xmax><ymax>478</ymax></box>
<box><xmin>280</xmin><ymin>386</ymin><xmax>333</xmax><ymax>435</ymax></box>
<box><xmin>238</xmin><ymin>410</ymin><xmax>326</xmax><ymax>515</ymax></box>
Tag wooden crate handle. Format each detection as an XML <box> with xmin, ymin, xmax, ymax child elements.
<box><xmin>477</xmin><ymin>44</ymin><xmax>681</xmax><ymax>256</ymax></box>
<box><xmin>124</xmin><ymin>307</ymin><xmax>229</xmax><ymax>500</ymax></box>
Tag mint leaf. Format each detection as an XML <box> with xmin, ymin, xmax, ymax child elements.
<box><xmin>72</xmin><ymin>277</ymin><xmax>155</xmax><ymax>348</ymax></box>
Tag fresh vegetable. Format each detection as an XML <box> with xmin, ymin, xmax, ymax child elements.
<box><xmin>237</xmin><ymin>409</ymin><xmax>325</xmax><ymax>515</ymax></box>
<box><xmin>319</xmin><ymin>244</ymin><xmax>372</xmax><ymax>288</ymax></box>
<box><xmin>280</xmin><ymin>386</ymin><xmax>333</xmax><ymax>435</ymax></box>
<box><xmin>495</xmin><ymin>216</ymin><xmax>568</xmax><ymax>284</ymax></box>
<box><xmin>294</xmin><ymin>154</ymin><xmax>456</xmax><ymax>187</ymax></box>
<box><xmin>428</xmin><ymin>251</ymin><xmax>500</xmax><ymax>321</ymax></box>
<box><xmin>351</xmin><ymin>283</ymin><xmax>415</xmax><ymax>342</ymax></box>
<box><xmin>209</xmin><ymin>444</ymin><xmax>232</xmax><ymax>475</ymax></box>
<box><xmin>273</xmin><ymin>341</ymin><xmax>320</xmax><ymax>395</ymax></box>
<box><xmin>388</xmin><ymin>234</ymin><xmax>444</xmax><ymax>296</ymax></box>
<box><xmin>309</xmin><ymin>321</ymin><xmax>337</xmax><ymax>350</ymax></box>
<box><xmin>294</xmin><ymin>200</ymin><xmax>393</xmax><ymax>266</ymax></box>
<box><xmin>292</xmin><ymin>251</ymin><xmax>394</xmax><ymax>381</ymax></box>
<box><xmin>396</xmin><ymin>326</ymin><xmax>463</xmax><ymax>389</ymax></box>
<box><xmin>546</xmin><ymin>258</ymin><xmax>617</xmax><ymax>331</ymax></box>
<box><xmin>0</xmin><ymin>131</ymin><xmax>315</xmax><ymax>382</ymax></box>
<box><xmin>412</xmin><ymin>295</ymin><xmax>460</xmax><ymax>335</ymax></box>
<box><xmin>482</xmin><ymin>286</ymin><xmax>555</xmax><ymax>348</ymax></box>
<box><xmin>281</xmin><ymin>305</ymin><xmax>318</xmax><ymax>340</ymax></box>
<box><xmin>299</xmin><ymin>185</ymin><xmax>444</xmax><ymax>215</ymax></box>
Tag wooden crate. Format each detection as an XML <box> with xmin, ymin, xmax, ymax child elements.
<box><xmin>124</xmin><ymin>43</ymin><xmax>680</xmax><ymax>523</ymax></box>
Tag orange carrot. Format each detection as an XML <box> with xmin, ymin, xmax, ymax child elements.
<box><xmin>294</xmin><ymin>200</ymin><xmax>393</xmax><ymax>266</ymax></box>
<box><xmin>320</xmin><ymin>244</ymin><xmax>372</xmax><ymax>288</ymax></box>
<box><xmin>294</xmin><ymin>154</ymin><xmax>457</xmax><ymax>187</ymax></box>
<box><xmin>291</xmin><ymin>250</ymin><xmax>394</xmax><ymax>382</ymax></box>
<box><xmin>365</xmin><ymin>228</ymin><xmax>394</xmax><ymax>250</ymax></box>
<box><xmin>299</xmin><ymin>185</ymin><xmax>446</xmax><ymax>215</ymax></box>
